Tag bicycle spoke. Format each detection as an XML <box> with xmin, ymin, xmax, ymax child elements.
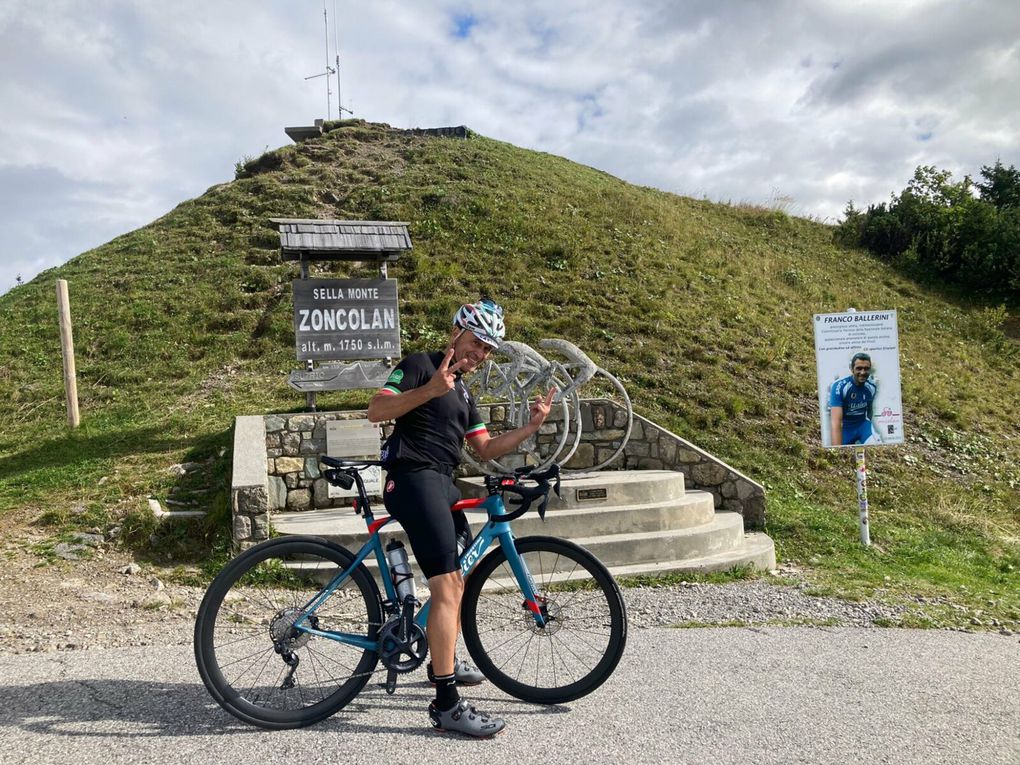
<box><xmin>243</xmin><ymin>648</ymin><xmax>279</xmax><ymax>704</ymax></box>
<box><xmin>217</xmin><ymin>643</ymin><xmax>276</xmax><ymax>673</ymax></box>
<box><xmin>304</xmin><ymin>642</ymin><xmax>361</xmax><ymax>678</ymax></box>
<box><xmin>213</xmin><ymin>631</ymin><xmax>266</xmax><ymax>651</ymax></box>
<box><xmin>304</xmin><ymin>644</ymin><xmax>325</xmax><ymax>700</ymax></box>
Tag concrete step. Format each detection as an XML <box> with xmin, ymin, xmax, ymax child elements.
<box><xmin>512</xmin><ymin>492</ymin><xmax>715</xmax><ymax>537</ymax></box>
<box><xmin>274</xmin><ymin>509</ymin><xmax>750</xmax><ymax>573</ymax></box>
<box><xmin>280</xmin><ymin>530</ymin><xmax>776</xmax><ymax>592</ymax></box>
<box><xmin>606</xmin><ymin>532</ymin><xmax>776</xmax><ymax>577</ymax></box>
<box><xmin>568</xmin><ymin>511</ymin><xmax>747</xmax><ymax>568</ymax></box>
<box><xmin>270</xmin><ymin>468</ymin><xmax>776</xmax><ymax>582</ymax></box>
<box><xmin>271</xmin><ymin>490</ymin><xmax>716</xmax><ymax>547</ymax></box>
<box><xmin>457</xmin><ymin>469</ymin><xmax>687</xmax><ymax>507</ymax></box>
<box><xmin>466</xmin><ymin>532</ymin><xmax>776</xmax><ymax>590</ymax></box>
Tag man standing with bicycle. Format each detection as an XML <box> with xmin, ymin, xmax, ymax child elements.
<box><xmin>367</xmin><ymin>298</ymin><xmax>554</xmax><ymax>738</ymax></box>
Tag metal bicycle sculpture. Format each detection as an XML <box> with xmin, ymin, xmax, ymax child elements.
<box><xmin>463</xmin><ymin>338</ymin><xmax>633</xmax><ymax>474</ymax></box>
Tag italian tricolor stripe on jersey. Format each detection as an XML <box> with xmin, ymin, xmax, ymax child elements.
<box><xmin>465</xmin><ymin>423</ymin><xmax>488</xmax><ymax>439</ymax></box>
<box><xmin>380</xmin><ymin>385</ymin><xmax>400</xmax><ymax>396</ymax></box>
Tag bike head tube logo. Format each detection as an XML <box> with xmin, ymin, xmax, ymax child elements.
<box><xmin>385</xmin><ymin>479</ymin><xmax>395</xmax><ymax>494</ymax></box>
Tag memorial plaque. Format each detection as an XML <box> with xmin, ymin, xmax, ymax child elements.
<box><xmin>293</xmin><ymin>278</ymin><xmax>400</xmax><ymax>361</ymax></box>
<box><xmin>326</xmin><ymin>420</ymin><xmax>383</xmax><ymax>498</ymax></box>
<box><xmin>576</xmin><ymin>487</ymin><xmax>608</xmax><ymax>502</ymax></box>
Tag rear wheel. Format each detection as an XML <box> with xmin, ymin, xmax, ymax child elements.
<box><xmin>194</xmin><ymin>537</ymin><xmax>382</xmax><ymax>729</ymax></box>
<box><xmin>461</xmin><ymin>536</ymin><xmax>627</xmax><ymax>704</ymax></box>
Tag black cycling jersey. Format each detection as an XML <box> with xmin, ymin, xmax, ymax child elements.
<box><xmin>379</xmin><ymin>351</ymin><xmax>485</xmax><ymax>471</ymax></box>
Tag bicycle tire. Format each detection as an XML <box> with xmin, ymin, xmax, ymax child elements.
<box><xmin>461</xmin><ymin>536</ymin><xmax>627</xmax><ymax>704</ymax></box>
<box><xmin>194</xmin><ymin>536</ymin><xmax>382</xmax><ymax>729</ymax></box>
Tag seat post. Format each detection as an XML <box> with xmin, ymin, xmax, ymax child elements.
<box><xmin>351</xmin><ymin>470</ymin><xmax>376</xmax><ymax>521</ymax></box>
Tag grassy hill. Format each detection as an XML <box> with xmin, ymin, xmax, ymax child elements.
<box><xmin>1</xmin><ymin>120</ymin><xmax>1017</xmax><ymax>628</ymax></box>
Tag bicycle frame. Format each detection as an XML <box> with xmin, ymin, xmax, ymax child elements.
<box><xmin>290</xmin><ymin>486</ymin><xmax>546</xmax><ymax>652</ymax></box>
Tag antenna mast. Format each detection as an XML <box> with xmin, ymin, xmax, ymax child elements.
<box><xmin>333</xmin><ymin>0</ymin><xmax>342</xmax><ymax>118</ymax></box>
<box><xmin>333</xmin><ymin>0</ymin><xmax>352</xmax><ymax>118</ymax></box>
<box><xmin>304</xmin><ymin>0</ymin><xmax>335</xmax><ymax>119</ymax></box>
<box><xmin>322</xmin><ymin>0</ymin><xmax>331</xmax><ymax>119</ymax></box>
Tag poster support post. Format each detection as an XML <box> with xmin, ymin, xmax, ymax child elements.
<box><xmin>56</xmin><ymin>279</ymin><xmax>80</xmax><ymax>428</ymax></box>
<box><xmin>854</xmin><ymin>447</ymin><xmax>871</xmax><ymax>546</ymax></box>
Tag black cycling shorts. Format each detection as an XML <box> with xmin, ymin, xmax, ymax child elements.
<box><xmin>382</xmin><ymin>466</ymin><xmax>471</xmax><ymax>580</ymax></box>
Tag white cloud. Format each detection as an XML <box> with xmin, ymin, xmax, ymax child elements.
<box><xmin>1</xmin><ymin>0</ymin><xmax>1019</xmax><ymax>293</ymax></box>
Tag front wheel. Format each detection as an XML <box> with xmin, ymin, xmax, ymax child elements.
<box><xmin>461</xmin><ymin>536</ymin><xmax>627</xmax><ymax>704</ymax></box>
<box><xmin>194</xmin><ymin>537</ymin><xmax>382</xmax><ymax>729</ymax></box>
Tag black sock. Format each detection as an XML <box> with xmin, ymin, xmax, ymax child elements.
<box><xmin>433</xmin><ymin>673</ymin><xmax>459</xmax><ymax>711</ymax></box>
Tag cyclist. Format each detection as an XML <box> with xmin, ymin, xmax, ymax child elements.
<box><xmin>829</xmin><ymin>352</ymin><xmax>879</xmax><ymax>445</ymax></box>
<box><xmin>366</xmin><ymin>298</ymin><xmax>554</xmax><ymax>738</ymax></box>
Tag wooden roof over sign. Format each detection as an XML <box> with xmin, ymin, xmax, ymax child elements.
<box><xmin>270</xmin><ymin>219</ymin><xmax>412</xmax><ymax>262</ymax></box>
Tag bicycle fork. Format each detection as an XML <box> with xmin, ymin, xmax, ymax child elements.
<box><xmin>496</xmin><ymin>531</ymin><xmax>550</xmax><ymax>630</ymax></box>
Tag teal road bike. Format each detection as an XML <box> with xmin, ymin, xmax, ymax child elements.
<box><xmin>194</xmin><ymin>459</ymin><xmax>628</xmax><ymax>729</ymax></box>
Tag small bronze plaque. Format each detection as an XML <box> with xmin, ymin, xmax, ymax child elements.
<box><xmin>576</xmin><ymin>487</ymin><xmax>608</xmax><ymax>502</ymax></box>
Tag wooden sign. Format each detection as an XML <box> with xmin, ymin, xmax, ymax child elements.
<box><xmin>292</xmin><ymin>278</ymin><xmax>400</xmax><ymax>361</ymax></box>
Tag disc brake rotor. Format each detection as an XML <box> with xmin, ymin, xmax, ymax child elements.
<box><xmin>524</xmin><ymin>597</ymin><xmax>563</xmax><ymax>635</ymax></box>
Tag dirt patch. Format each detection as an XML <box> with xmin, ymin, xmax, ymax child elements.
<box><xmin>1002</xmin><ymin>313</ymin><xmax>1020</xmax><ymax>340</ymax></box>
<box><xmin>0</xmin><ymin>530</ymin><xmax>201</xmax><ymax>654</ymax></box>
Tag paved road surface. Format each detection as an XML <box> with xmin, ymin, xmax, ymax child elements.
<box><xmin>0</xmin><ymin>627</ymin><xmax>1017</xmax><ymax>765</ymax></box>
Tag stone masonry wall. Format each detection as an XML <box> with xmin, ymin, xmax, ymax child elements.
<box><xmin>263</xmin><ymin>411</ymin><xmax>393</xmax><ymax>512</ymax></box>
<box><xmin>231</xmin><ymin>400</ymin><xmax>767</xmax><ymax>548</ymax></box>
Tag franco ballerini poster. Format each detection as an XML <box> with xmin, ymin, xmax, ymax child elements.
<box><xmin>814</xmin><ymin>310</ymin><xmax>904</xmax><ymax>448</ymax></box>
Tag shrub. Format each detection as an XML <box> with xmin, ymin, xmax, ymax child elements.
<box><xmin>835</xmin><ymin>163</ymin><xmax>1020</xmax><ymax>297</ymax></box>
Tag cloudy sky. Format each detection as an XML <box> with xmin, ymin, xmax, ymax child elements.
<box><xmin>2</xmin><ymin>0</ymin><xmax>1018</xmax><ymax>294</ymax></box>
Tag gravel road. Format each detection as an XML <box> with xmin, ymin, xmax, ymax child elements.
<box><xmin>0</xmin><ymin>626</ymin><xmax>1017</xmax><ymax>765</ymax></box>
<box><xmin>1</xmin><ymin>546</ymin><xmax>1013</xmax><ymax>655</ymax></box>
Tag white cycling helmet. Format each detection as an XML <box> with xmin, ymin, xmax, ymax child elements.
<box><xmin>453</xmin><ymin>298</ymin><xmax>505</xmax><ymax>348</ymax></box>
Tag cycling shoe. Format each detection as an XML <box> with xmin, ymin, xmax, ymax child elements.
<box><xmin>427</xmin><ymin>656</ymin><xmax>485</xmax><ymax>686</ymax></box>
<box><xmin>428</xmin><ymin>699</ymin><xmax>505</xmax><ymax>738</ymax></box>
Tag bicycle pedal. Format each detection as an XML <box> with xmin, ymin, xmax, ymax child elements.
<box><xmin>385</xmin><ymin>668</ymin><xmax>398</xmax><ymax>695</ymax></box>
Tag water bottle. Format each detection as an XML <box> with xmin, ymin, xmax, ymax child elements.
<box><xmin>385</xmin><ymin>540</ymin><xmax>416</xmax><ymax>601</ymax></box>
<box><xmin>457</xmin><ymin>527</ymin><xmax>472</xmax><ymax>559</ymax></box>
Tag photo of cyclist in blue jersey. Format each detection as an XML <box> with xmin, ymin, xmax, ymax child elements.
<box><xmin>828</xmin><ymin>352</ymin><xmax>879</xmax><ymax>446</ymax></box>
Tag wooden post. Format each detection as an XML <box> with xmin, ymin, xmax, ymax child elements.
<box><xmin>300</xmin><ymin>256</ymin><xmax>317</xmax><ymax>412</ymax></box>
<box><xmin>56</xmin><ymin>279</ymin><xmax>80</xmax><ymax>428</ymax></box>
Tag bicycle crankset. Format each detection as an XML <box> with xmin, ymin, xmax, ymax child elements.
<box><xmin>377</xmin><ymin>616</ymin><xmax>428</xmax><ymax>673</ymax></box>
